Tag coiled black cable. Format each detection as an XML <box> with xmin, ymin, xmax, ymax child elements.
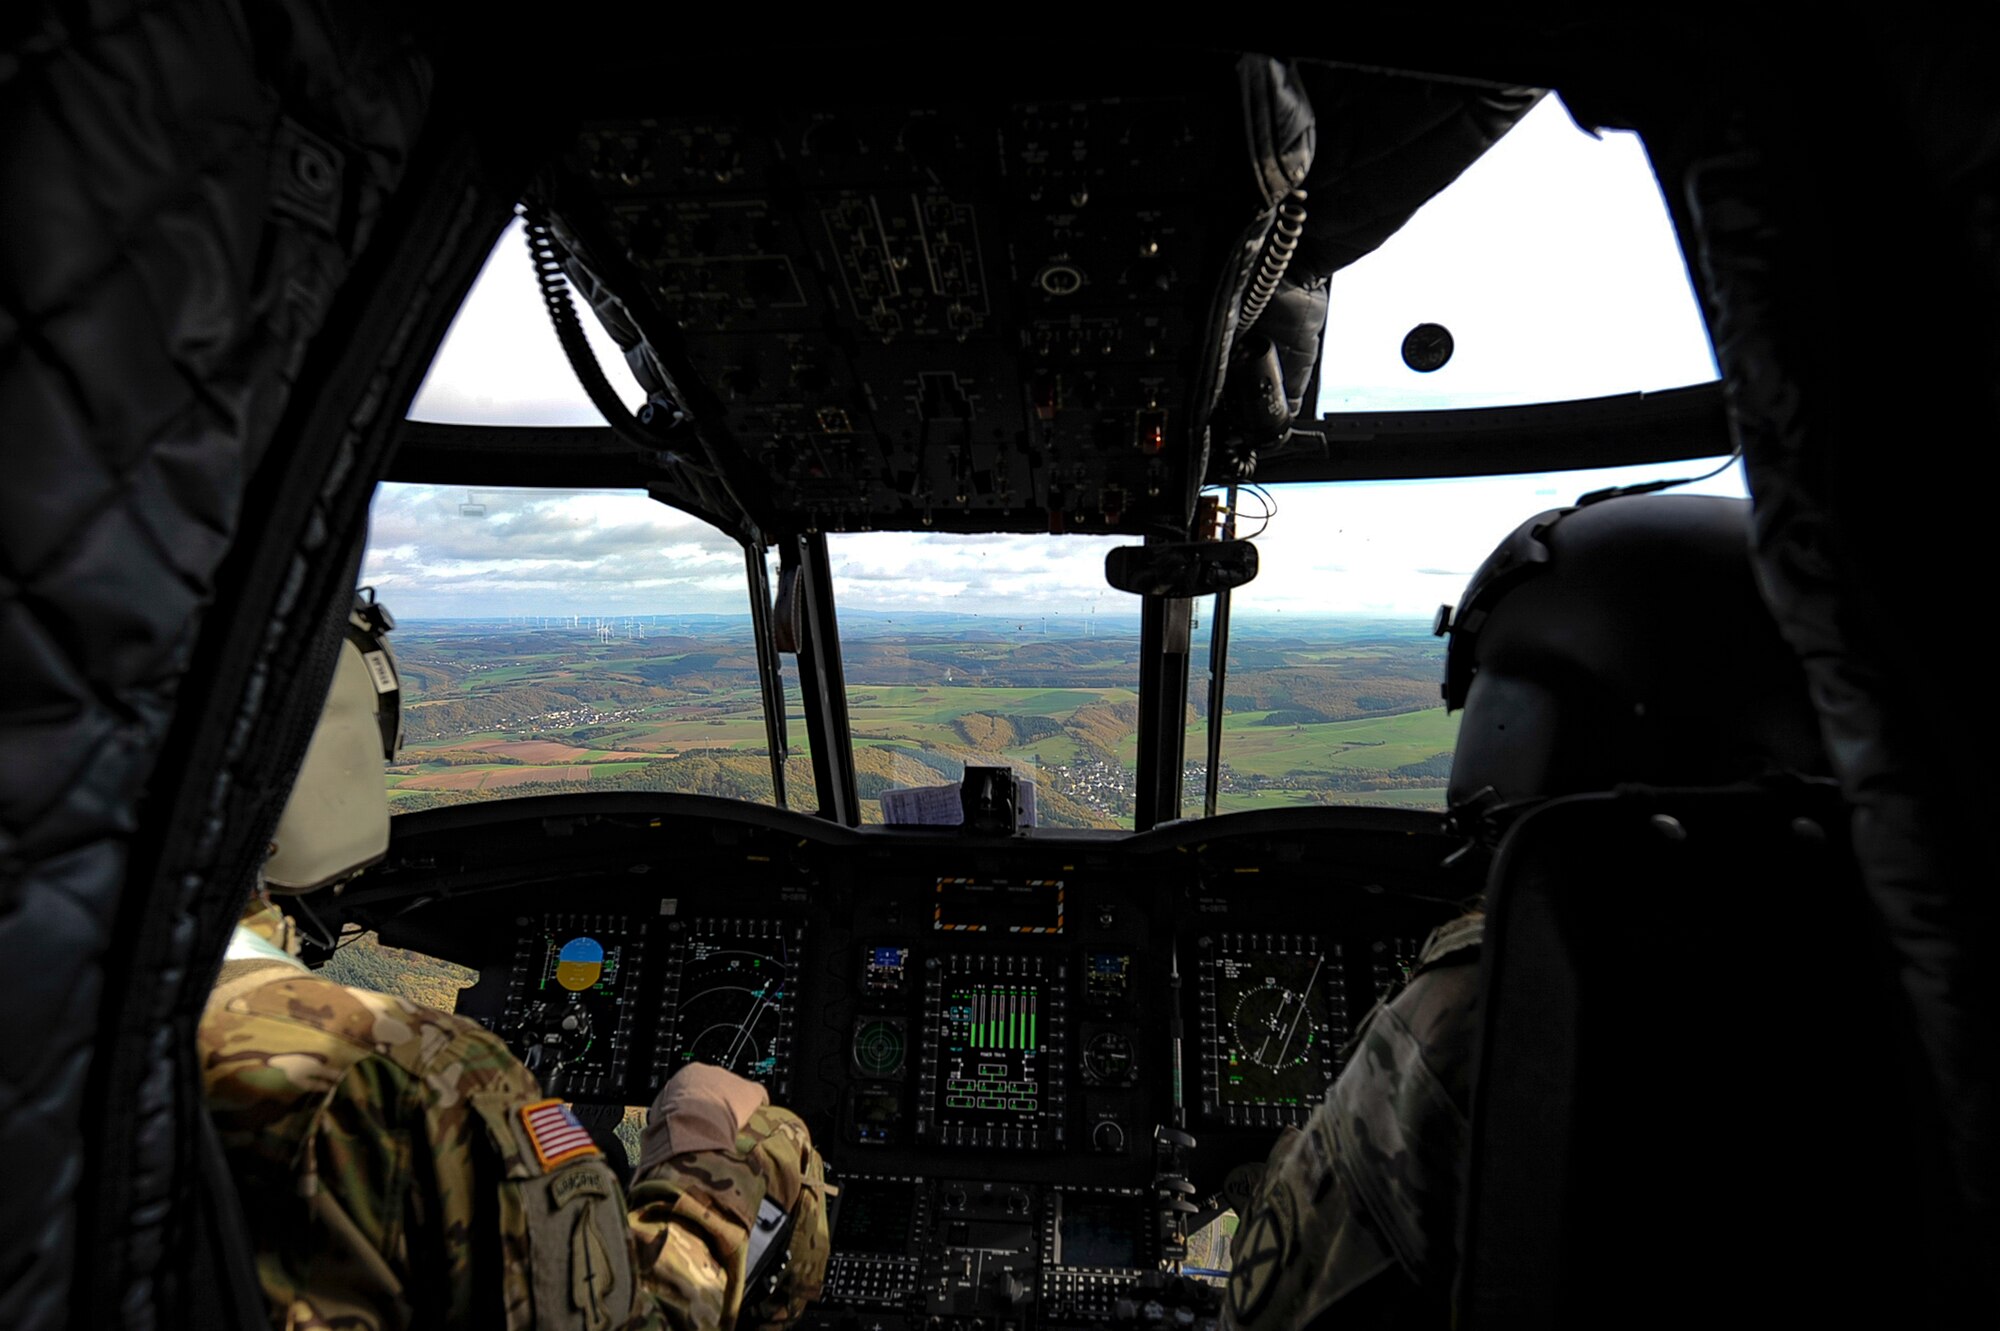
<box><xmin>1238</xmin><ymin>190</ymin><xmax>1308</xmax><ymax>334</ymax></box>
<box><xmin>523</xmin><ymin>212</ymin><xmax>649</xmax><ymax>427</ymax></box>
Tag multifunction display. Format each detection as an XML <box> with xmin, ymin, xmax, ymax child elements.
<box><xmin>500</xmin><ymin>914</ymin><xmax>646</xmax><ymax>1099</ymax></box>
<box><xmin>1048</xmin><ymin>1190</ymin><xmax>1150</xmax><ymax>1271</ymax></box>
<box><xmin>654</xmin><ymin>917</ymin><xmax>804</xmax><ymax>1098</ymax></box>
<box><xmin>1197</xmin><ymin>933</ymin><xmax>1345</xmax><ymax>1127</ymax></box>
<box><xmin>918</xmin><ymin>953</ymin><xmax>1068</xmax><ymax>1148</ymax></box>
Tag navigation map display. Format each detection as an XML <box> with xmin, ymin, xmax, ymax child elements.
<box><xmin>501</xmin><ymin>915</ymin><xmax>646</xmax><ymax>1100</ymax></box>
<box><xmin>1198</xmin><ymin>934</ymin><xmax>1343</xmax><ymax>1127</ymax></box>
<box><xmin>654</xmin><ymin>918</ymin><xmax>804</xmax><ymax>1098</ymax></box>
<box><xmin>918</xmin><ymin>953</ymin><xmax>1067</xmax><ymax>1149</ymax></box>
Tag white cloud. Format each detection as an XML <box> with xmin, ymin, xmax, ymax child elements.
<box><xmin>360</xmin><ymin>484</ymin><xmax>752</xmax><ymax>617</ymax></box>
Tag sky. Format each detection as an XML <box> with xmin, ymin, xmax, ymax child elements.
<box><xmin>371</xmin><ymin>96</ymin><xmax>1739</xmax><ymax>623</ymax></box>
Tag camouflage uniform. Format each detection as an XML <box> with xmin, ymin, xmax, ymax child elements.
<box><xmin>1224</xmin><ymin>913</ymin><xmax>1483</xmax><ymax>1331</ymax></box>
<box><xmin>200</xmin><ymin>902</ymin><xmax>828</xmax><ymax>1331</ymax></box>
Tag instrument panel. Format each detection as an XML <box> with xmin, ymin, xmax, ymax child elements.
<box><xmin>352</xmin><ymin>801</ymin><xmax>1468</xmax><ymax>1330</ymax></box>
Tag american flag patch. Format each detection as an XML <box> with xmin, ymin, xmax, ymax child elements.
<box><xmin>520</xmin><ymin>1099</ymin><xmax>600</xmax><ymax>1170</ymax></box>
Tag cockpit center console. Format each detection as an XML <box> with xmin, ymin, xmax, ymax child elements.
<box><xmin>370</xmin><ymin>808</ymin><xmax>1459</xmax><ymax>1330</ymax></box>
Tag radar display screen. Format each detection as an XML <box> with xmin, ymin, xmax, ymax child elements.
<box><xmin>852</xmin><ymin>1017</ymin><xmax>908</xmax><ymax>1078</ymax></box>
<box><xmin>917</xmin><ymin>954</ymin><xmax>1068</xmax><ymax>1149</ymax></box>
<box><xmin>933</xmin><ymin>877</ymin><xmax>1064</xmax><ymax>934</ymax></box>
<box><xmin>1198</xmin><ymin>934</ymin><xmax>1346</xmax><ymax>1128</ymax></box>
<box><xmin>501</xmin><ymin>915</ymin><xmax>647</xmax><ymax>1100</ymax></box>
<box><xmin>654</xmin><ymin>918</ymin><xmax>804</xmax><ymax>1098</ymax></box>
<box><xmin>1051</xmin><ymin>1191</ymin><xmax>1149</xmax><ymax>1270</ymax></box>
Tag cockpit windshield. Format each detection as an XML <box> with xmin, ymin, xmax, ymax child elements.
<box><xmin>362</xmin><ymin>451</ymin><xmax>1744</xmax><ymax>824</ymax></box>
<box><xmin>1180</xmin><ymin>457</ymin><xmax>1746</xmax><ymax>818</ymax></box>
<box><xmin>375</xmin><ymin>87</ymin><xmax>1730</xmax><ymax>828</ymax></box>
<box><xmin>363</xmin><ymin>484</ymin><xmax>808</xmax><ymax>814</ymax></box>
<box><xmin>829</xmin><ymin>532</ymin><xmax>1136</xmax><ymax>827</ymax></box>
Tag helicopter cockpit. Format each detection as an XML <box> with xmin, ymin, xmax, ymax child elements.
<box><xmin>11</xmin><ymin>25</ymin><xmax>1989</xmax><ymax>1331</ymax></box>
<box><xmin>296</xmin><ymin>53</ymin><xmax>1742</xmax><ymax>1329</ymax></box>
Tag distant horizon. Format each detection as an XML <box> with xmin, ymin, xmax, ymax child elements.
<box><xmin>386</xmin><ymin>608</ymin><xmax>1441</xmax><ymax>627</ymax></box>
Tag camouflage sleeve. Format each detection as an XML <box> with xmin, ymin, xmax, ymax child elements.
<box><xmin>207</xmin><ymin>968</ymin><xmax>674</xmax><ymax>1330</ymax></box>
<box><xmin>1221</xmin><ymin>915</ymin><xmax>1483</xmax><ymax>1331</ymax></box>
<box><xmin>625</xmin><ymin>1105</ymin><xmax>830</xmax><ymax>1331</ymax></box>
<box><xmin>1221</xmin><ymin>1120</ymin><xmax>1400</xmax><ymax>1331</ymax></box>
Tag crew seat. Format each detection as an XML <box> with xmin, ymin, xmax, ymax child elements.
<box><xmin>1438</xmin><ymin>495</ymin><xmax>1941</xmax><ymax>1327</ymax></box>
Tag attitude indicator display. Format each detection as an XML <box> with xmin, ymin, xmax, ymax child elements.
<box><xmin>654</xmin><ymin>918</ymin><xmax>804</xmax><ymax>1098</ymax></box>
<box><xmin>1198</xmin><ymin>934</ymin><xmax>1346</xmax><ymax>1127</ymax></box>
<box><xmin>501</xmin><ymin>914</ymin><xmax>646</xmax><ymax>1101</ymax></box>
<box><xmin>918</xmin><ymin>954</ymin><xmax>1068</xmax><ymax>1149</ymax></box>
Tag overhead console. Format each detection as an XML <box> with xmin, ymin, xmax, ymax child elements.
<box><xmin>337</xmin><ymin>798</ymin><xmax>1468</xmax><ymax>1328</ymax></box>
<box><xmin>537</xmin><ymin>54</ymin><xmax>1290</xmax><ymax>538</ymax></box>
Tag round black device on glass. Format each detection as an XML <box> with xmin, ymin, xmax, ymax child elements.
<box><xmin>1401</xmin><ymin>322</ymin><xmax>1454</xmax><ymax>371</ymax></box>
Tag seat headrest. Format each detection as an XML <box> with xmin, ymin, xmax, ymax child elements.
<box><xmin>1438</xmin><ymin>494</ymin><xmax>1826</xmax><ymax>808</ymax></box>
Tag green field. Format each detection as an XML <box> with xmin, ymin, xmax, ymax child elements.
<box><xmin>383</xmin><ymin>622</ymin><xmax>1453</xmax><ymax>826</ymax></box>
<box><xmin>1217</xmin><ymin>707</ymin><xmax>1459</xmax><ymax>776</ymax></box>
<box><xmin>1117</xmin><ymin>706</ymin><xmax>1458</xmax><ymax>775</ymax></box>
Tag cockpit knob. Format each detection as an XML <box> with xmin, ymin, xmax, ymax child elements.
<box><xmin>1092</xmin><ymin>1120</ymin><xmax>1126</xmax><ymax>1153</ymax></box>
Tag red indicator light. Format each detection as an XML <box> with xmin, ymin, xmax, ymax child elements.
<box><xmin>1135</xmin><ymin>409</ymin><xmax>1168</xmax><ymax>454</ymax></box>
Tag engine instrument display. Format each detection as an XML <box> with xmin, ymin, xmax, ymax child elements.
<box><xmin>654</xmin><ymin>917</ymin><xmax>804</xmax><ymax>1098</ymax></box>
<box><xmin>1198</xmin><ymin>934</ymin><xmax>1345</xmax><ymax>1127</ymax></box>
<box><xmin>918</xmin><ymin>953</ymin><xmax>1068</xmax><ymax>1149</ymax></box>
<box><xmin>501</xmin><ymin>915</ymin><xmax>646</xmax><ymax>1099</ymax></box>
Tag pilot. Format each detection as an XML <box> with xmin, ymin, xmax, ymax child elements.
<box><xmin>1220</xmin><ymin>494</ymin><xmax>1830</xmax><ymax>1329</ymax></box>
<box><xmin>201</xmin><ymin>591</ymin><xmax>830</xmax><ymax>1331</ymax></box>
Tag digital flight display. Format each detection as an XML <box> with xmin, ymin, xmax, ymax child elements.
<box><xmin>1052</xmin><ymin>1192</ymin><xmax>1149</xmax><ymax>1270</ymax></box>
<box><xmin>1199</xmin><ymin>934</ymin><xmax>1345</xmax><ymax>1127</ymax></box>
<box><xmin>500</xmin><ymin>915</ymin><xmax>646</xmax><ymax>1101</ymax></box>
<box><xmin>654</xmin><ymin>917</ymin><xmax>804</xmax><ymax>1098</ymax></box>
<box><xmin>933</xmin><ymin>877</ymin><xmax>1064</xmax><ymax>934</ymax></box>
<box><xmin>863</xmin><ymin>944</ymin><xmax>910</xmax><ymax>997</ymax></box>
<box><xmin>832</xmin><ymin>1177</ymin><xmax>921</xmax><ymax>1256</ymax></box>
<box><xmin>918</xmin><ymin>953</ymin><xmax>1067</xmax><ymax>1149</ymax></box>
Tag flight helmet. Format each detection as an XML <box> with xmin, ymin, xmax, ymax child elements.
<box><xmin>265</xmin><ymin>591</ymin><xmax>402</xmax><ymax>892</ymax></box>
<box><xmin>1436</xmin><ymin>493</ymin><xmax>1826</xmax><ymax>812</ymax></box>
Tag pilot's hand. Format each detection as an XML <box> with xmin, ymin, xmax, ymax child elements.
<box><xmin>639</xmin><ymin>1061</ymin><xmax>770</xmax><ymax>1176</ymax></box>
<box><xmin>1113</xmin><ymin>1271</ymin><xmax>1223</xmax><ymax>1331</ymax></box>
